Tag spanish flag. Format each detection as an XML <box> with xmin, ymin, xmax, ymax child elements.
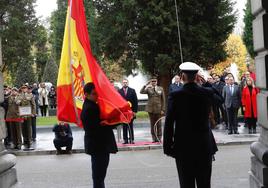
<box><xmin>57</xmin><ymin>0</ymin><xmax>133</xmax><ymax>127</ymax></box>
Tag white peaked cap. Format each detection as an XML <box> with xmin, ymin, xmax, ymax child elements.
<box><xmin>179</xmin><ymin>62</ymin><xmax>201</xmax><ymax>72</ymax></box>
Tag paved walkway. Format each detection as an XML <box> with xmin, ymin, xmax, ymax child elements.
<box><xmin>13</xmin><ymin>145</ymin><xmax>252</xmax><ymax>188</ymax></box>
<box><xmin>6</xmin><ymin>120</ymin><xmax>259</xmax><ymax>156</ymax></box>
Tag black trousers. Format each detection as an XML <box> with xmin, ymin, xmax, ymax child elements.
<box><xmin>220</xmin><ymin>105</ymin><xmax>228</xmax><ymax>125</ymax></box>
<box><xmin>175</xmin><ymin>156</ymin><xmax>212</xmax><ymax>188</ymax></box>
<box><xmin>91</xmin><ymin>153</ymin><xmax>110</xmax><ymax>188</ymax></box>
<box><xmin>4</xmin><ymin>122</ymin><xmax>12</xmax><ymax>144</ymax></box>
<box><xmin>53</xmin><ymin>137</ymin><xmax>73</xmax><ymax>151</ymax></box>
<box><xmin>123</xmin><ymin>119</ymin><xmax>134</xmax><ymax>143</ymax></box>
<box><xmin>246</xmin><ymin>118</ymin><xmax>257</xmax><ymax>130</ymax></box>
<box><xmin>214</xmin><ymin>104</ymin><xmax>228</xmax><ymax>125</ymax></box>
<box><xmin>226</xmin><ymin>107</ymin><xmax>239</xmax><ymax>132</ymax></box>
<box><xmin>32</xmin><ymin>116</ymin><xmax>36</xmax><ymax>140</ymax></box>
<box><xmin>40</xmin><ymin>105</ymin><xmax>48</xmax><ymax>116</ymax></box>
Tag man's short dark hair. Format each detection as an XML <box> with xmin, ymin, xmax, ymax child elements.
<box><xmin>183</xmin><ymin>72</ymin><xmax>197</xmax><ymax>82</ymax></box>
<box><xmin>83</xmin><ymin>83</ymin><xmax>95</xmax><ymax>95</ymax></box>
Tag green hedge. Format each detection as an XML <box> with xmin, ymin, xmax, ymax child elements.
<box><xmin>37</xmin><ymin>111</ymin><xmax>149</xmax><ymax>126</ymax></box>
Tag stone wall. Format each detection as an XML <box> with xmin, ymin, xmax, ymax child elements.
<box><xmin>250</xmin><ymin>0</ymin><xmax>268</xmax><ymax>187</ymax></box>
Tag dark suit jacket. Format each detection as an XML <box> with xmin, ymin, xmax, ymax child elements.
<box><xmin>164</xmin><ymin>82</ymin><xmax>217</xmax><ymax>159</ymax></box>
<box><xmin>222</xmin><ymin>84</ymin><xmax>241</xmax><ymax>109</ymax></box>
<box><xmin>119</xmin><ymin>87</ymin><xmax>138</xmax><ymax>113</ymax></box>
<box><xmin>213</xmin><ymin>81</ymin><xmax>225</xmax><ymax>95</ymax></box>
<box><xmin>80</xmin><ymin>99</ymin><xmax>118</xmax><ymax>155</ymax></box>
<box><xmin>169</xmin><ymin>83</ymin><xmax>183</xmax><ymax>93</ymax></box>
<box><xmin>53</xmin><ymin>123</ymin><xmax>73</xmax><ymax>140</ymax></box>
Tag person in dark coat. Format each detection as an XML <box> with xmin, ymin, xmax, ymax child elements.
<box><xmin>169</xmin><ymin>75</ymin><xmax>183</xmax><ymax>93</ymax></box>
<box><xmin>118</xmin><ymin>79</ymin><xmax>138</xmax><ymax>144</ymax></box>
<box><xmin>164</xmin><ymin>62</ymin><xmax>218</xmax><ymax>188</ymax></box>
<box><xmin>28</xmin><ymin>86</ymin><xmax>37</xmax><ymax>142</ymax></box>
<box><xmin>48</xmin><ymin>86</ymin><xmax>57</xmax><ymax>109</ymax></box>
<box><xmin>81</xmin><ymin>83</ymin><xmax>118</xmax><ymax>188</ymax></box>
<box><xmin>53</xmin><ymin>122</ymin><xmax>73</xmax><ymax>154</ymax></box>
<box><xmin>32</xmin><ymin>83</ymin><xmax>39</xmax><ymax>115</ymax></box>
<box><xmin>3</xmin><ymin>86</ymin><xmax>12</xmax><ymax>147</ymax></box>
<box><xmin>212</xmin><ymin>74</ymin><xmax>227</xmax><ymax>125</ymax></box>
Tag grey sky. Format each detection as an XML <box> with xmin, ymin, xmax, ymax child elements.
<box><xmin>35</xmin><ymin>0</ymin><xmax>247</xmax><ymax>34</ymax></box>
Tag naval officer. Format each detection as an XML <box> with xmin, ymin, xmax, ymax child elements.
<box><xmin>163</xmin><ymin>62</ymin><xmax>217</xmax><ymax>188</ymax></box>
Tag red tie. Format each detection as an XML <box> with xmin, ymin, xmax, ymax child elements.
<box><xmin>123</xmin><ymin>88</ymin><xmax>127</xmax><ymax>96</ymax></box>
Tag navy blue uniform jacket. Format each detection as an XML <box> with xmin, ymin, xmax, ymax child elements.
<box><xmin>164</xmin><ymin>82</ymin><xmax>218</xmax><ymax>159</ymax></box>
<box><xmin>81</xmin><ymin>99</ymin><xmax>118</xmax><ymax>155</ymax></box>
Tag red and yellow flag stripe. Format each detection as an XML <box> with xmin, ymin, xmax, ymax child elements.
<box><xmin>57</xmin><ymin>0</ymin><xmax>133</xmax><ymax>127</ymax></box>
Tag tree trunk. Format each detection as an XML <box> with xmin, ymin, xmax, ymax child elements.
<box><xmin>159</xmin><ymin>73</ymin><xmax>172</xmax><ymax>109</ymax></box>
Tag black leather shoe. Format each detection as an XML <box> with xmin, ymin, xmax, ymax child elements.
<box><xmin>228</xmin><ymin>131</ymin><xmax>233</xmax><ymax>135</ymax></box>
<box><xmin>234</xmin><ymin>131</ymin><xmax>239</xmax><ymax>134</ymax></box>
<box><xmin>14</xmin><ymin>145</ymin><xmax>21</xmax><ymax>150</ymax></box>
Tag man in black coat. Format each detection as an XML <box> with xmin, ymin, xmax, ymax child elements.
<box><xmin>53</xmin><ymin>122</ymin><xmax>73</xmax><ymax>154</ymax></box>
<box><xmin>169</xmin><ymin>75</ymin><xmax>183</xmax><ymax>93</ymax></box>
<box><xmin>81</xmin><ymin>83</ymin><xmax>118</xmax><ymax>188</ymax></box>
<box><xmin>168</xmin><ymin>75</ymin><xmax>183</xmax><ymax>93</ymax></box>
<box><xmin>164</xmin><ymin>62</ymin><xmax>218</xmax><ymax>188</ymax></box>
<box><xmin>118</xmin><ymin>79</ymin><xmax>138</xmax><ymax>144</ymax></box>
<box><xmin>3</xmin><ymin>86</ymin><xmax>12</xmax><ymax>147</ymax></box>
<box><xmin>212</xmin><ymin>74</ymin><xmax>227</xmax><ymax>125</ymax></box>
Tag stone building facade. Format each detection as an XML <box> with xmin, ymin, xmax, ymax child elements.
<box><xmin>250</xmin><ymin>0</ymin><xmax>268</xmax><ymax>187</ymax></box>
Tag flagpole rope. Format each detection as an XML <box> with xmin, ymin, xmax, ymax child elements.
<box><xmin>174</xmin><ymin>0</ymin><xmax>184</xmax><ymax>64</ymax></box>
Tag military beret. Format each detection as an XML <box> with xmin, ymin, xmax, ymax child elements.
<box><xmin>11</xmin><ymin>87</ymin><xmax>19</xmax><ymax>92</ymax></box>
<box><xmin>20</xmin><ymin>85</ymin><xmax>28</xmax><ymax>89</ymax></box>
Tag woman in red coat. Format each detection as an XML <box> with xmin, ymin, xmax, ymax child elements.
<box><xmin>241</xmin><ymin>78</ymin><xmax>259</xmax><ymax>134</ymax></box>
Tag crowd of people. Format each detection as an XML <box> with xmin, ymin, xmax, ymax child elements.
<box><xmin>1</xmin><ymin>82</ymin><xmax>57</xmax><ymax>150</ymax></box>
<box><xmin>0</xmin><ymin>63</ymin><xmax>258</xmax><ymax>187</ymax></box>
<box><xmin>1</xmin><ymin>62</ymin><xmax>257</xmax><ymax>152</ymax></box>
<box><xmin>208</xmin><ymin>64</ymin><xmax>258</xmax><ymax>134</ymax></box>
<box><xmin>109</xmin><ymin>63</ymin><xmax>258</xmax><ymax>146</ymax></box>
<box><xmin>83</xmin><ymin>62</ymin><xmax>257</xmax><ymax>188</ymax></box>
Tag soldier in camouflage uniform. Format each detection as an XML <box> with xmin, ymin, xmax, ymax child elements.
<box><xmin>140</xmin><ymin>77</ymin><xmax>166</xmax><ymax>142</ymax></box>
<box><xmin>16</xmin><ymin>85</ymin><xmax>36</xmax><ymax>149</ymax></box>
<box><xmin>6</xmin><ymin>88</ymin><xmax>23</xmax><ymax>150</ymax></box>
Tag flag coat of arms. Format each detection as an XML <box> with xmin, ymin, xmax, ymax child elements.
<box><xmin>57</xmin><ymin>0</ymin><xmax>133</xmax><ymax>127</ymax></box>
